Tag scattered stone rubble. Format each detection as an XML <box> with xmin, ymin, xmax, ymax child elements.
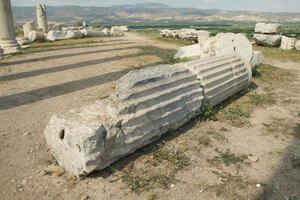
<box><xmin>254</xmin><ymin>23</ymin><xmax>281</xmax><ymax>34</ymax></box>
<box><xmin>296</xmin><ymin>40</ymin><xmax>300</xmax><ymax>51</ymax></box>
<box><xmin>111</xmin><ymin>26</ymin><xmax>128</xmax><ymax>36</ymax></box>
<box><xmin>81</xmin><ymin>28</ymin><xmax>106</xmax><ymax>37</ymax></box>
<box><xmin>175</xmin><ymin>33</ymin><xmax>253</xmax><ymax>64</ymax></box>
<box><xmin>253</xmin><ymin>34</ymin><xmax>282</xmax><ymax>47</ymax></box>
<box><xmin>280</xmin><ymin>36</ymin><xmax>297</xmax><ymax>50</ymax></box>
<box><xmin>45</xmin><ymin>55</ymin><xmax>252</xmax><ymax>176</ymax></box>
<box><xmin>159</xmin><ymin>29</ymin><xmax>209</xmax><ymax>42</ymax></box>
<box><xmin>47</xmin><ymin>30</ymin><xmax>83</xmax><ymax>41</ymax></box>
<box><xmin>250</xmin><ymin>51</ymin><xmax>264</xmax><ymax>68</ymax></box>
<box><xmin>253</xmin><ymin>23</ymin><xmax>282</xmax><ymax>47</ymax></box>
<box><xmin>253</xmin><ymin>22</ymin><xmax>300</xmax><ymax>51</ymax></box>
<box><xmin>28</xmin><ymin>31</ymin><xmax>45</xmax><ymax>42</ymax></box>
<box><xmin>23</xmin><ymin>21</ymin><xmax>35</xmax><ymax>38</ymax></box>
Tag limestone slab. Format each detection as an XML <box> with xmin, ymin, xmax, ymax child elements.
<box><xmin>250</xmin><ymin>51</ymin><xmax>264</xmax><ymax>68</ymax></box>
<box><xmin>45</xmin><ymin>55</ymin><xmax>252</xmax><ymax>176</ymax></box>
<box><xmin>255</xmin><ymin>23</ymin><xmax>281</xmax><ymax>34</ymax></box>
<box><xmin>23</xmin><ymin>20</ymin><xmax>35</xmax><ymax>38</ymax></box>
<box><xmin>47</xmin><ymin>30</ymin><xmax>83</xmax><ymax>41</ymax></box>
<box><xmin>296</xmin><ymin>40</ymin><xmax>300</xmax><ymax>51</ymax></box>
<box><xmin>280</xmin><ymin>36</ymin><xmax>297</xmax><ymax>50</ymax></box>
<box><xmin>174</xmin><ymin>44</ymin><xmax>202</xmax><ymax>59</ymax></box>
<box><xmin>28</xmin><ymin>31</ymin><xmax>45</xmax><ymax>42</ymax></box>
<box><xmin>81</xmin><ymin>29</ymin><xmax>106</xmax><ymax>37</ymax></box>
<box><xmin>254</xmin><ymin>34</ymin><xmax>282</xmax><ymax>47</ymax></box>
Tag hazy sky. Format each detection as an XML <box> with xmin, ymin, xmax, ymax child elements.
<box><xmin>11</xmin><ymin>0</ymin><xmax>300</xmax><ymax>13</ymax></box>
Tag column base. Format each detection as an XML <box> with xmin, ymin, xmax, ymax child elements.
<box><xmin>0</xmin><ymin>39</ymin><xmax>21</xmax><ymax>54</ymax></box>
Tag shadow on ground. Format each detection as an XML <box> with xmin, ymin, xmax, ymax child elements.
<box><xmin>0</xmin><ymin>41</ymin><xmax>134</xmax><ymax>66</ymax></box>
<box><xmin>254</xmin><ymin>135</ymin><xmax>300</xmax><ymax>200</ymax></box>
<box><xmin>0</xmin><ymin>46</ymin><xmax>176</xmax><ymax>110</ymax></box>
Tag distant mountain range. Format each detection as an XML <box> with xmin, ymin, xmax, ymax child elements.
<box><xmin>12</xmin><ymin>2</ymin><xmax>300</xmax><ymax>25</ymax></box>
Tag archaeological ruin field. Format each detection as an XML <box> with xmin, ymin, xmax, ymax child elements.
<box><xmin>0</xmin><ymin>1</ymin><xmax>300</xmax><ymax>200</ymax></box>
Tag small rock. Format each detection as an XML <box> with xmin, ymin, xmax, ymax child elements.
<box><xmin>44</xmin><ymin>165</ymin><xmax>65</xmax><ymax>177</ymax></box>
<box><xmin>170</xmin><ymin>184</ymin><xmax>175</xmax><ymax>188</ymax></box>
<box><xmin>248</xmin><ymin>156</ymin><xmax>259</xmax><ymax>163</ymax></box>
<box><xmin>80</xmin><ymin>194</ymin><xmax>90</xmax><ymax>200</ymax></box>
<box><xmin>23</xmin><ymin>132</ymin><xmax>31</xmax><ymax>136</ymax></box>
<box><xmin>256</xmin><ymin>183</ymin><xmax>261</xmax><ymax>188</ymax></box>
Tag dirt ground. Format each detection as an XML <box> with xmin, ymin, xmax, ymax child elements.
<box><xmin>0</xmin><ymin>32</ymin><xmax>299</xmax><ymax>200</ymax></box>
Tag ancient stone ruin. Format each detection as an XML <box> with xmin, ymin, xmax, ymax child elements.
<box><xmin>280</xmin><ymin>36</ymin><xmax>297</xmax><ymax>50</ymax></box>
<box><xmin>159</xmin><ymin>29</ymin><xmax>209</xmax><ymax>43</ymax></box>
<box><xmin>0</xmin><ymin>0</ymin><xmax>20</xmax><ymax>54</ymax></box>
<box><xmin>45</xmin><ymin>55</ymin><xmax>252</xmax><ymax>176</ymax></box>
<box><xmin>23</xmin><ymin>20</ymin><xmax>35</xmax><ymax>38</ymax></box>
<box><xmin>36</xmin><ymin>3</ymin><xmax>48</xmax><ymax>33</ymax></box>
<box><xmin>253</xmin><ymin>22</ymin><xmax>300</xmax><ymax>51</ymax></box>
<box><xmin>174</xmin><ymin>33</ymin><xmax>256</xmax><ymax>65</ymax></box>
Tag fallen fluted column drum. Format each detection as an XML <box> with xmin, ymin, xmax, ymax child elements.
<box><xmin>45</xmin><ymin>55</ymin><xmax>251</xmax><ymax>176</ymax></box>
<box><xmin>183</xmin><ymin>55</ymin><xmax>252</xmax><ymax>106</ymax></box>
<box><xmin>45</xmin><ymin>64</ymin><xmax>204</xmax><ymax>176</ymax></box>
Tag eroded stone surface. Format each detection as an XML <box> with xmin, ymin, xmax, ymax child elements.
<box><xmin>81</xmin><ymin>29</ymin><xmax>106</xmax><ymax>37</ymax></box>
<box><xmin>45</xmin><ymin>55</ymin><xmax>251</xmax><ymax>176</ymax></box>
<box><xmin>197</xmin><ymin>30</ymin><xmax>210</xmax><ymax>44</ymax></box>
<box><xmin>45</xmin><ymin>64</ymin><xmax>204</xmax><ymax>176</ymax></box>
<box><xmin>254</xmin><ymin>34</ymin><xmax>282</xmax><ymax>47</ymax></box>
<box><xmin>111</xmin><ymin>26</ymin><xmax>125</xmax><ymax>36</ymax></box>
<box><xmin>250</xmin><ymin>51</ymin><xmax>264</xmax><ymax>68</ymax></box>
<box><xmin>184</xmin><ymin>55</ymin><xmax>252</xmax><ymax>106</ymax></box>
<box><xmin>23</xmin><ymin>21</ymin><xmax>35</xmax><ymax>38</ymax></box>
<box><xmin>296</xmin><ymin>40</ymin><xmax>300</xmax><ymax>51</ymax></box>
<box><xmin>174</xmin><ymin>44</ymin><xmax>202</xmax><ymax>59</ymax></box>
<box><xmin>280</xmin><ymin>36</ymin><xmax>297</xmax><ymax>50</ymax></box>
<box><xmin>46</xmin><ymin>30</ymin><xmax>83</xmax><ymax>41</ymax></box>
<box><xmin>255</xmin><ymin>23</ymin><xmax>281</xmax><ymax>34</ymax></box>
<box><xmin>214</xmin><ymin>33</ymin><xmax>253</xmax><ymax>63</ymax></box>
<box><xmin>36</xmin><ymin>3</ymin><xmax>48</xmax><ymax>33</ymax></box>
<box><xmin>28</xmin><ymin>31</ymin><xmax>45</xmax><ymax>42</ymax></box>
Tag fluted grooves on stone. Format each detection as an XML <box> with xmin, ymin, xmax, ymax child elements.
<box><xmin>45</xmin><ymin>55</ymin><xmax>252</xmax><ymax>176</ymax></box>
<box><xmin>0</xmin><ymin>0</ymin><xmax>20</xmax><ymax>51</ymax></box>
<box><xmin>184</xmin><ymin>55</ymin><xmax>251</xmax><ymax>106</ymax></box>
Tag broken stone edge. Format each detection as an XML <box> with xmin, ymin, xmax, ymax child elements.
<box><xmin>45</xmin><ymin>54</ymin><xmax>252</xmax><ymax>177</ymax></box>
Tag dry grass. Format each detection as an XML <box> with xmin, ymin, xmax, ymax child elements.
<box><xmin>209</xmin><ymin>149</ymin><xmax>248</xmax><ymax>167</ymax></box>
<box><xmin>120</xmin><ymin>145</ymin><xmax>190</xmax><ymax>193</ymax></box>
<box><xmin>254</xmin><ymin>46</ymin><xmax>300</xmax><ymax>62</ymax></box>
<box><xmin>253</xmin><ymin>64</ymin><xmax>295</xmax><ymax>88</ymax></box>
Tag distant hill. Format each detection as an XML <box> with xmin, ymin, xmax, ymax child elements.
<box><xmin>12</xmin><ymin>2</ymin><xmax>300</xmax><ymax>25</ymax></box>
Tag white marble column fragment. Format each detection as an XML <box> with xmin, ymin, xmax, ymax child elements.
<box><xmin>0</xmin><ymin>0</ymin><xmax>20</xmax><ymax>53</ymax></box>
<box><xmin>23</xmin><ymin>20</ymin><xmax>35</xmax><ymax>38</ymax></box>
<box><xmin>36</xmin><ymin>3</ymin><xmax>48</xmax><ymax>33</ymax></box>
